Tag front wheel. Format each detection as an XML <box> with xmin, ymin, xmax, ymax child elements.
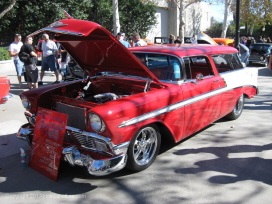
<box><xmin>126</xmin><ymin>124</ymin><xmax>161</xmax><ymax>172</ymax></box>
<box><xmin>225</xmin><ymin>94</ymin><xmax>244</xmax><ymax>120</ymax></box>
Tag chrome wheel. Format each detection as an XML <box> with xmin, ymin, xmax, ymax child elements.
<box><xmin>126</xmin><ymin>125</ymin><xmax>161</xmax><ymax>171</ymax></box>
<box><xmin>225</xmin><ymin>94</ymin><xmax>244</xmax><ymax>120</ymax></box>
<box><xmin>133</xmin><ymin>127</ymin><xmax>158</xmax><ymax>166</ymax></box>
<box><xmin>233</xmin><ymin>94</ymin><xmax>244</xmax><ymax>116</ymax></box>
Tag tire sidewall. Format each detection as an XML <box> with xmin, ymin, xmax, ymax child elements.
<box><xmin>126</xmin><ymin>124</ymin><xmax>161</xmax><ymax>172</ymax></box>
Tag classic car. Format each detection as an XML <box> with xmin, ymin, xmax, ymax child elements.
<box><xmin>213</xmin><ymin>38</ymin><xmax>235</xmax><ymax>47</ymax></box>
<box><xmin>249</xmin><ymin>43</ymin><xmax>272</xmax><ymax>66</ymax></box>
<box><xmin>0</xmin><ymin>76</ymin><xmax>11</xmax><ymax>104</ymax></box>
<box><xmin>155</xmin><ymin>33</ymin><xmax>218</xmax><ymax>45</ymax></box>
<box><xmin>17</xmin><ymin>18</ymin><xmax>258</xmax><ymax>177</ymax></box>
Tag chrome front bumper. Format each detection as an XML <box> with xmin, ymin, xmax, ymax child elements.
<box><xmin>63</xmin><ymin>146</ymin><xmax>127</xmax><ymax>176</ymax></box>
<box><xmin>17</xmin><ymin>123</ymin><xmax>129</xmax><ymax>176</ymax></box>
<box><xmin>1</xmin><ymin>93</ymin><xmax>12</xmax><ymax>103</ymax></box>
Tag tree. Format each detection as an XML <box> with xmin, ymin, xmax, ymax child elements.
<box><xmin>204</xmin><ymin>20</ymin><xmax>235</xmax><ymax>37</ymax></box>
<box><xmin>0</xmin><ymin>0</ymin><xmax>17</xmax><ymax>19</ymax></box>
<box><xmin>112</xmin><ymin>0</ymin><xmax>120</xmax><ymax>35</ymax></box>
<box><xmin>0</xmin><ymin>0</ymin><xmax>157</xmax><ymax>45</ymax></box>
<box><xmin>0</xmin><ymin>0</ymin><xmax>92</xmax><ymax>44</ymax></box>
<box><xmin>231</xmin><ymin>0</ymin><xmax>272</xmax><ymax>36</ymax></box>
<box><xmin>172</xmin><ymin>0</ymin><xmax>212</xmax><ymax>43</ymax></box>
<box><xmin>221</xmin><ymin>0</ymin><xmax>234</xmax><ymax>38</ymax></box>
<box><xmin>118</xmin><ymin>0</ymin><xmax>157</xmax><ymax>38</ymax></box>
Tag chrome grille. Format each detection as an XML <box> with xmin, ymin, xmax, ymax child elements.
<box><xmin>56</xmin><ymin>102</ymin><xmax>86</xmax><ymax>130</ymax></box>
<box><xmin>64</xmin><ymin>129</ymin><xmax>107</xmax><ymax>151</ymax></box>
<box><xmin>249</xmin><ymin>54</ymin><xmax>262</xmax><ymax>60</ymax></box>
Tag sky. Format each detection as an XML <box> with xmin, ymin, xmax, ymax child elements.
<box><xmin>210</xmin><ymin>3</ymin><xmax>233</xmax><ymax>22</ymax></box>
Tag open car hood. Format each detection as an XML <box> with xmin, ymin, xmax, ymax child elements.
<box><xmin>29</xmin><ymin>18</ymin><xmax>161</xmax><ymax>83</ymax></box>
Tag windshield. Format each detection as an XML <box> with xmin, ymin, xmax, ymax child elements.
<box><xmin>132</xmin><ymin>53</ymin><xmax>182</xmax><ymax>82</ymax></box>
<box><xmin>101</xmin><ymin>53</ymin><xmax>183</xmax><ymax>83</ymax></box>
<box><xmin>250</xmin><ymin>44</ymin><xmax>270</xmax><ymax>53</ymax></box>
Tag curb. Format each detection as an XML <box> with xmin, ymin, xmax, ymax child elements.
<box><xmin>0</xmin><ymin>60</ymin><xmax>12</xmax><ymax>64</ymax></box>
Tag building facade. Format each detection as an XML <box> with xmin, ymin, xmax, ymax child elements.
<box><xmin>146</xmin><ymin>0</ymin><xmax>211</xmax><ymax>41</ymax></box>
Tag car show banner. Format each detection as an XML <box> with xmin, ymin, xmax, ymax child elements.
<box><xmin>29</xmin><ymin>107</ymin><xmax>67</xmax><ymax>181</ymax></box>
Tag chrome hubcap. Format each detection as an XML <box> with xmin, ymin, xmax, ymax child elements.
<box><xmin>133</xmin><ymin>127</ymin><xmax>158</xmax><ymax>166</ymax></box>
<box><xmin>233</xmin><ymin>95</ymin><xmax>243</xmax><ymax>115</ymax></box>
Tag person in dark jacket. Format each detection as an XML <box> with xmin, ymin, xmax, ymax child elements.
<box><xmin>19</xmin><ymin>36</ymin><xmax>38</xmax><ymax>89</ymax></box>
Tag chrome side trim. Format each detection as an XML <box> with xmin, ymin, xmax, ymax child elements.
<box><xmin>43</xmin><ymin>28</ymin><xmax>84</xmax><ymax>36</ymax></box>
<box><xmin>62</xmin><ymin>146</ymin><xmax>127</xmax><ymax>176</ymax></box>
<box><xmin>27</xmin><ymin>28</ymin><xmax>84</xmax><ymax>37</ymax></box>
<box><xmin>118</xmin><ymin>85</ymin><xmax>252</xmax><ymax>128</ymax></box>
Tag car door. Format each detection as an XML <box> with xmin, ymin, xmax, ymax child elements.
<box><xmin>181</xmin><ymin>56</ymin><xmax>225</xmax><ymax>139</ymax></box>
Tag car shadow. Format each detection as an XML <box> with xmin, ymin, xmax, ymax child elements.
<box><xmin>173</xmin><ymin>143</ymin><xmax>272</xmax><ymax>185</ymax></box>
<box><xmin>257</xmin><ymin>67</ymin><xmax>272</xmax><ymax>76</ymax></box>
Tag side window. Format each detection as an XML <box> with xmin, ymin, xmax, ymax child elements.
<box><xmin>212</xmin><ymin>54</ymin><xmax>243</xmax><ymax>73</ymax></box>
<box><xmin>133</xmin><ymin>53</ymin><xmax>182</xmax><ymax>82</ymax></box>
<box><xmin>183</xmin><ymin>56</ymin><xmax>214</xmax><ymax>80</ymax></box>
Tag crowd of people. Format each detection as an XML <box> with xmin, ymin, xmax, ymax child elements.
<box><xmin>240</xmin><ymin>36</ymin><xmax>271</xmax><ymax>47</ymax></box>
<box><xmin>8</xmin><ymin>33</ymin><xmax>72</xmax><ymax>90</ymax></box>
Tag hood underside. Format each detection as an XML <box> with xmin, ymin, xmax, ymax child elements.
<box><xmin>29</xmin><ymin>18</ymin><xmax>160</xmax><ymax>83</ymax></box>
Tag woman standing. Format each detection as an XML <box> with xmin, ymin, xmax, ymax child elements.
<box><xmin>169</xmin><ymin>34</ymin><xmax>175</xmax><ymax>44</ymax></box>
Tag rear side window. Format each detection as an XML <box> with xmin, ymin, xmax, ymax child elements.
<box><xmin>182</xmin><ymin>56</ymin><xmax>214</xmax><ymax>80</ymax></box>
<box><xmin>212</xmin><ymin>53</ymin><xmax>243</xmax><ymax>73</ymax></box>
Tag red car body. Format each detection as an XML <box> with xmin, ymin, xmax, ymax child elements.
<box><xmin>0</xmin><ymin>77</ymin><xmax>11</xmax><ymax>104</ymax></box>
<box><xmin>17</xmin><ymin>18</ymin><xmax>258</xmax><ymax>177</ymax></box>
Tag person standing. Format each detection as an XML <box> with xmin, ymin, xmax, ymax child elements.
<box><xmin>191</xmin><ymin>35</ymin><xmax>198</xmax><ymax>44</ymax></box>
<box><xmin>239</xmin><ymin>43</ymin><xmax>250</xmax><ymax>65</ymax></box>
<box><xmin>58</xmin><ymin>45</ymin><xmax>71</xmax><ymax>79</ymax></box>
<box><xmin>116</xmin><ymin>32</ymin><xmax>131</xmax><ymax>48</ymax></box>
<box><xmin>256</xmin><ymin>36</ymin><xmax>264</xmax><ymax>43</ymax></box>
<box><xmin>169</xmin><ymin>34</ymin><xmax>175</xmax><ymax>44</ymax></box>
<box><xmin>174</xmin><ymin>36</ymin><xmax>181</xmax><ymax>44</ymax></box>
<box><xmin>19</xmin><ymin>36</ymin><xmax>38</xmax><ymax>89</ymax></box>
<box><xmin>131</xmin><ymin>32</ymin><xmax>147</xmax><ymax>47</ymax></box>
<box><xmin>40</xmin><ymin>33</ymin><xmax>59</xmax><ymax>84</ymax></box>
<box><xmin>8</xmin><ymin>34</ymin><xmax>25</xmax><ymax>89</ymax></box>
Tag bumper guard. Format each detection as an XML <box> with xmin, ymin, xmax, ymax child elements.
<box><xmin>62</xmin><ymin>146</ymin><xmax>127</xmax><ymax>176</ymax></box>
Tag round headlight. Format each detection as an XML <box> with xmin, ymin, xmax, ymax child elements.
<box><xmin>21</xmin><ymin>95</ymin><xmax>31</xmax><ymax>110</ymax></box>
<box><xmin>260</xmin><ymin>56</ymin><xmax>264</xmax><ymax>60</ymax></box>
<box><xmin>89</xmin><ymin>113</ymin><xmax>105</xmax><ymax>133</ymax></box>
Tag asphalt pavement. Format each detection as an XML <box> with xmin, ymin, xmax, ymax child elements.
<box><xmin>0</xmin><ymin>60</ymin><xmax>272</xmax><ymax>204</ymax></box>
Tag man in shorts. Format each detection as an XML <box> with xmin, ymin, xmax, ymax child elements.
<box><xmin>19</xmin><ymin>36</ymin><xmax>38</xmax><ymax>89</ymax></box>
<box><xmin>40</xmin><ymin>34</ymin><xmax>59</xmax><ymax>84</ymax></box>
<box><xmin>8</xmin><ymin>34</ymin><xmax>25</xmax><ymax>89</ymax></box>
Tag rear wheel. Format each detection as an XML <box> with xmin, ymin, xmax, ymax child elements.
<box><xmin>126</xmin><ymin>124</ymin><xmax>161</xmax><ymax>172</ymax></box>
<box><xmin>225</xmin><ymin>94</ymin><xmax>244</xmax><ymax>120</ymax></box>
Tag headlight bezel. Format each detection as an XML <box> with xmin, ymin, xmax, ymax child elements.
<box><xmin>20</xmin><ymin>95</ymin><xmax>31</xmax><ymax>110</ymax></box>
<box><xmin>89</xmin><ymin>113</ymin><xmax>106</xmax><ymax>133</ymax></box>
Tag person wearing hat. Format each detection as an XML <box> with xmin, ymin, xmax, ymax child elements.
<box><xmin>116</xmin><ymin>32</ymin><xmax>131</xmax><ymax>48</ymax></box>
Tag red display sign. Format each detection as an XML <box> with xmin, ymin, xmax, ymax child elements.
<box><xmin>29</xmin><ymin>108</ymin><xmax>68</xmax><ymax>181</ymax></box>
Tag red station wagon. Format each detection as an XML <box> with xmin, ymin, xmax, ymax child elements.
<box><xmin>17</xmin><ymin>18</ymin><xmax>258</xmax><ymax>178</ymax></box>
